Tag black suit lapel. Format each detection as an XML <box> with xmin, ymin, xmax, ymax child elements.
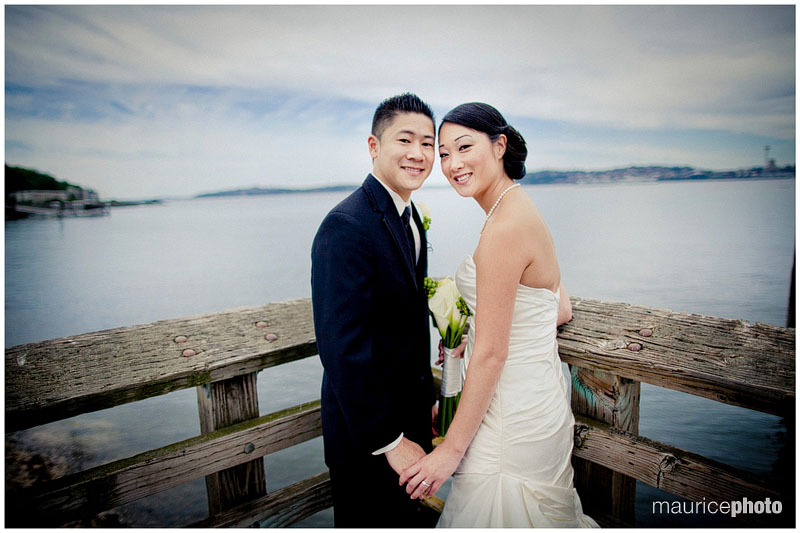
<box><xmin>383</xmin><ymin>212</ymin><xmax>418</xmax><ymax>288</ymax></box>
<box><xmin>364</xmin><ymin>174</ymin><xmax>418</xmax><ymax>289</ymax></box>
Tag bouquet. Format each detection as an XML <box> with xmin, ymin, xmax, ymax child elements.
<box><xmin>424</xmin><ymin>276</ymin><xmax>472</xmax><ymax>436</ymax></box>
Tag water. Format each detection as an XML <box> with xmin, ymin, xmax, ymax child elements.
<box><xmin>5</xmin><ymin>178</ymin><xmax>794</xmax><ymax>526</ymax></box>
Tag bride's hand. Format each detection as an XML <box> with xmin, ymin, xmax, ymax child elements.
<box><xmin>399</xmin><ymin>443</ymin><xmax>462</xmax><ymax>499</ymax></box>
<box><xmin>436</xmin><ymin>337</ymin><xmax>467</xmax><ymax>366</ymax></box>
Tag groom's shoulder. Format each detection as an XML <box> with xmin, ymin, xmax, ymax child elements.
<box><xmin>315</xmin><ymin>181</ymin><xmax>370</xmax><ymax>239</ymax></box>
<box><xmin>330</xmin><ymin>187</ymin><xmax>367</xmax><ymax>216</ymax></box>
<box><xmin>326</xmin><ymin>176</ymin><xmax>377</xmax><ymax>218</ymax></box>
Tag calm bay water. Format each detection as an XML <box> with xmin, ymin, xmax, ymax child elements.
<box><xmin>5</xmin><ymin>178</ymin><xmax>795</xmax><ymax>526</ymax></box>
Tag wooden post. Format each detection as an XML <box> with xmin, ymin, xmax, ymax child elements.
<box><xmin>197</xmin><ymin>373</ymin><xmax>267</xmax><ymax>515</ymax></box>
<box><xmin>788</xmin><ymin>253</ymin><xmax>795</xmax><ymax>328</ymax></box>
<box><xmin>571</xmin><ymin>365</ymin><xmax>640</xmax><ymax>525</ymax></box>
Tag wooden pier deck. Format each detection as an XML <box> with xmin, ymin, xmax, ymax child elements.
<box><xmin>5</xmin><ymin>297</ymin><xmax>795</xmax><ymax>527</ymax></box>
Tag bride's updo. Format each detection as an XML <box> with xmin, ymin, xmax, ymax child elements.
<box><xmin>440</xmin><ymin>103</ymin><xmax>528</xmax><ymax>181</ymax></box>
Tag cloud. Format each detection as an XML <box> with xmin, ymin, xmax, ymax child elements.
<box><xmin>5</xmin><ymin>5</ymin><xmax>795</xmax><ymax>198</ymax></box>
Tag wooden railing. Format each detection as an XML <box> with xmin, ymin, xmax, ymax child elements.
<box><xmin>5</xmin><ymin>297</ymin><xmax>794</xmax><ymax>527</ymax></box>
<box><xmin>561</xmin><ymin>299</ymin><xmax>793</xmax><ymax>527</ymax></box>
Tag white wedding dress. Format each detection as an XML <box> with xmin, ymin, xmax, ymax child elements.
<box><xmin>437</xmin><ymin>255</ymin><xmax>598</xmax><ymax>528</ymax></box>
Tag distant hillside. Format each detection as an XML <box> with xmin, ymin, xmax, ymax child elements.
<box><xmin>5</xmin><ymin>164</ymin><xmax>84</xmax><ymax>195</ymax></box>
<box><xmin>196</xmin><ymin>165</ymin><xmax>795</xmax><ymax>198</ymax></box>
<box><xmin>195</xmin><ymin>185</ymin><xmax>357</xmax><ymax>198</ymax></box>
<box><xmin>525</xmin><ymin>165</ymin><xmax>794</xmax><ymax>185</ymax></box>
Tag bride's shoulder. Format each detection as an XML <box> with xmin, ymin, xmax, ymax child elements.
<box><xmin>507</xmin><ymin>195</ymin><xmax>552</xmax><ymax>243</ymax></box>
<box><xmin>479</xmin><ymin>215</ymin><xmax>518</xmax><ymax>246</ymax></box>
<box><xmin>475</xmin><ymin>219</ymin><xmax>530</xmax><ymax>269</ymax></box>
<box><xmin>478</xmin><ymin>203</ymin><xmax>548</xmax><ymax>261</ymax></box>
<box><xmin>483</xmin><ymin>201</ymin><xmax>540</xmax><ymax>245</ymax></box>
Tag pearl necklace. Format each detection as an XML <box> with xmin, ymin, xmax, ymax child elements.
<box><xmin>481</xmin><ymin>183</ymin><xmax>521</xmax><ymax>233</ymax></box>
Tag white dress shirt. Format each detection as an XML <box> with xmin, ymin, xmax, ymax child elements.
<box><xmin>374</xmin><ymin>175</ymin><xmax>421</xmax><ymax>263</ymax></box>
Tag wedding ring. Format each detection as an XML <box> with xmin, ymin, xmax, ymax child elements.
<box><xmin>421</xmin><ymin>481</ymin><xmax>431</xmax><ymax>487</ymax></box>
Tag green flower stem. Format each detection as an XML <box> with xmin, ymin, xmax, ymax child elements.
<box><xmin>439</xmin><ymin>393</ymin><xmax>461</xmax><ymax>437</ymax></box>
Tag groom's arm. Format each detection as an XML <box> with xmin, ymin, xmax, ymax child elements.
<box><xmin>311</xmin><ymin>211</ymin><xmax>405</xmax><ymax>454</ymax></box>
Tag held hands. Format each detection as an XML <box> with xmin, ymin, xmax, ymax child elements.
<box><xmin>384</xmin><ymin>404</ymin><xmax>446</xmax><ymax>479</ymax></box>
<box><xmin>399</xmin><ymin>442</ymin><xmax>463</xmax><ymax>499</ymax></box>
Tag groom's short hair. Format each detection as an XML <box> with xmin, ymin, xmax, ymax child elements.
<box><xmin>371</xmin><ymin>93</ymin><xmax>435</xmax><ymax>140</ymax></box>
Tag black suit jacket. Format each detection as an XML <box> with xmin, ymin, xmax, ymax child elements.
<box><xmin>311</xmin><ymin>174</ymin><xmax>435</xmax><ymax>468</ymax></box>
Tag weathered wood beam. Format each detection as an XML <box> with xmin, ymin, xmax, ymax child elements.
<box><xmin>421</xmin><ymin>493</ymin><xmax>445</xmax><ymax>514</ymax></box>
<box><xmin>559</xmin><ymin>298</ymin><xmax>794</xmax><ymax>416</ymax></box>
<box><xmin>573</xmin><ymin>414</ymin><xmax>787</xmax><ymax>526</ymax></box>
<box><xmin>189</xmin><ymin>471</ymin><xmax>334</xmax><ymax>528</ymax></box>
<box><xmin>5</xmin><ymin>299</ymin><xmax>317</xmax><ymax>432</ymax></box>
<box><xmin>189</xmin><ymin>471</ymin><xmax>443</xmax><ymax>528</ymax></box>
<box><xmin>6</xmin><ymin>401</ymin><xmax>321</xmax><ymax>527</ymax></box>
<box><xmin>7</xmin><ymin>297</ymin><xmax>794</xmax><ymax>432</ymax></box>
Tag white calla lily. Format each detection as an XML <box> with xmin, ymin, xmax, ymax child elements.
<box><xmin>433</xmin><ymin>302</ymin><xmax>456</xmax><ymax>338</ymax></box>
<box><xmin>426</xmin><ymin>277</ymin><xmax>472</xmax><ymax>346</ymax></box>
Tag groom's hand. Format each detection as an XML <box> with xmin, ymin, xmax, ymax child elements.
<box><xmin>385</xmin><ymin>437</ymin><xmax>426</xmax><ymax>475</ymax></box>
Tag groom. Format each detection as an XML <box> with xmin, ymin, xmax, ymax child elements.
<box><xmin>311</xmin><ymin>93</ymin><xmax>438</xmax><ymax>527</ymax></box>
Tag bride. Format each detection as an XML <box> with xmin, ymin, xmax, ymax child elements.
<box><xmin>399</xmin><ymin>103</ymin><xmax>598</xmax><ymax>528</ymax></box>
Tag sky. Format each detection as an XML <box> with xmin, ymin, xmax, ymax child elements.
<box><xmin>4</xmin><ymin>4</ymin><xmax>796</xmax><ymax>200</ymax></box>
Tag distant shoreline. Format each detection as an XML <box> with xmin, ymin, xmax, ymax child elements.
<box><xmin>193</xmin><ymin>167</ymin><xmax>795</xmax><ymax>199</ymax></box>
<box><xmin>194</xmin><ymin>184</ymin><xmax>355</xmax><ymax>199</ymax></box>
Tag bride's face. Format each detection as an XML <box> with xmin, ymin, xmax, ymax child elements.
<box><xmin>438</xmin><ymin>122</ymin><xmax>505</xmax><ymax>198</ymax></box>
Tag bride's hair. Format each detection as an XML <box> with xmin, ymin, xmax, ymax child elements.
<box><xmin>439</xmin><ymin>103</ymin><xmax>527</xmax><ymax>181</ymax></box>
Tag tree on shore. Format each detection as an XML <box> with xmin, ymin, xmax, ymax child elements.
<box><xmin>5</xmin><ymin>164</ymin><xmax>83</xmax><ymax>195</ymax></box>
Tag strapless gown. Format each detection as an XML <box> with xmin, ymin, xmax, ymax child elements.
<box><xmin>437</xmin><ymin>255</ymin><xmax>598</xmax><ymax>528</ymax></box>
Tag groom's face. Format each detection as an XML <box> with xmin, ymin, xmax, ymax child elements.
<box><xmin>368</xmin><ymin>112</ymin><xmax>435</xmax><ymax>201</ymax></box>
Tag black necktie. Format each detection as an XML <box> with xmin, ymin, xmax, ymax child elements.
<box><xmin>401</xmin><ymin>206</ymin><xmax>416</xmax><ymax>263</ymax></box>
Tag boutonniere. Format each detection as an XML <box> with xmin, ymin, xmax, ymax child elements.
<box><xmin>415</xmin><ymin>201</ymin><xmax>432</xmax><ymax>231</ymax></box>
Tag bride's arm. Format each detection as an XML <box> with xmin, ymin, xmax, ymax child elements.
<box><xmin>399</xmin><ymin>222</ymin><xmax>528</xmax><ymax>498</ymax></box>
<box><xmin>557</xmin><ymin>282</ymin><xmax>573</xmax><ymax>325</ymax></box>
